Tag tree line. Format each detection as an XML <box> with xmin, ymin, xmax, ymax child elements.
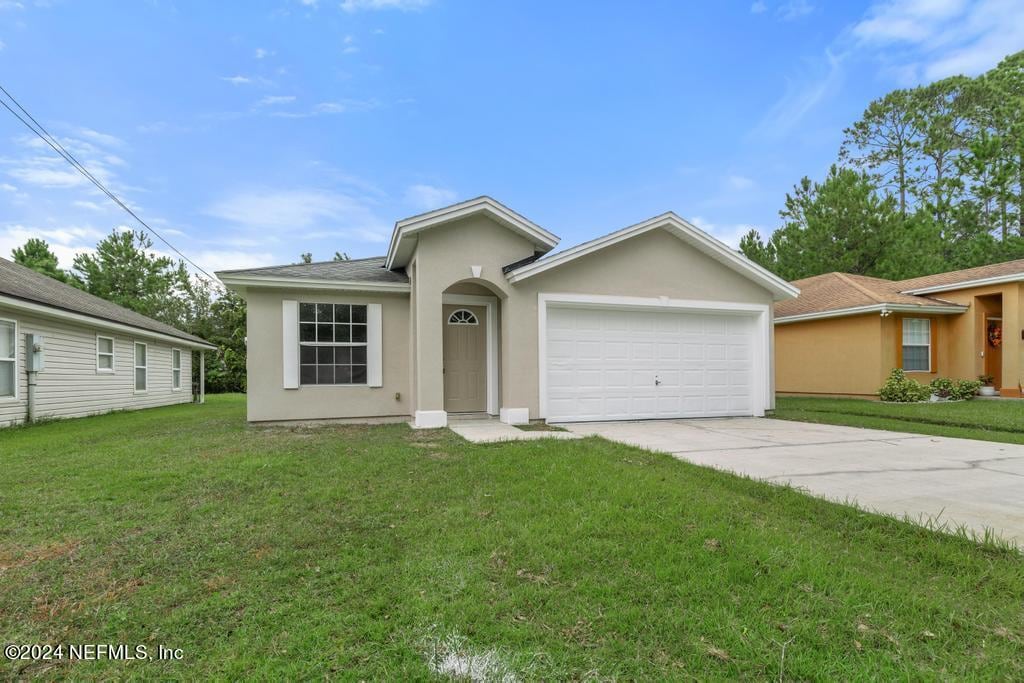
<box><xmin>741</xmin><ymin>50</ymin><xmax>1024</xmax><ymax>281</ymax></box>
<box><xmin>11</xmin><ymin>232</ymin><xmax>246</xmax><ymax>393</ymax></box>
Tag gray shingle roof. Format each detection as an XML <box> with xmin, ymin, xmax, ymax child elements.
<box><xmin>217</xmin><ymin>256</ymin><xmax>408</xmax><ymax>283</ymax></box>
<box><xmin>0</xmin><ymin>256</ymin><xmax>214</xmax><ymax>347</ymax></box>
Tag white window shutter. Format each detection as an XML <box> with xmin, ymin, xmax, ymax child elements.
<box><xmin>367</xmin><ymin>303</ymin><xmax>383</xmax><ymax>387</ymax></box>
<box><xmin>282</xmin><ymin>299</ymin><xmax>299</xmax><ymax>389</ymax></box>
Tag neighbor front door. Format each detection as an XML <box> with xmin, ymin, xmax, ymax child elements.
<box><xmin>443</xmin><ymin>304</ymin><xmax>487</xmax><ymax>413</ymax></box>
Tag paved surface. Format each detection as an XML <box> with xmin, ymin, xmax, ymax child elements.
<box><xmin>448</xmin><ymin>416</ymin><xmax>581</xmax><ymax>444</ymax></box>
<box><xmin>564</xmin><ymin>418</ymin><xmax>1024</xmax><ymax>546</ymax></box>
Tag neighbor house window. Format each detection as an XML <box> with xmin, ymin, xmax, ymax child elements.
<box><xmin>0</xmin><ymin>319</ymin><xmax>15</xmax><ymax>398</ymax></box>
<box><xmin>902</xmin><ymin>318</ymin><xmax>931</xmax><ymax>372</ymax></box>
<box><xmin>298</xmin><ymin>303</ymin><xmax>368</xmax><ymax>385</ymax></box>
<box><xmin>172</xmin><ymin>348</ymin><xmax>182</xmax><ymax>390</ymax></box>
<box><xmin>97</xmin><ymin>335</ymin><xmax>115</xmax><ymax>372</ymax></box>
<box><xmin>134</xmin><ymin>342</ymin><xmax>148</xmax><ymax>391</ymax></box>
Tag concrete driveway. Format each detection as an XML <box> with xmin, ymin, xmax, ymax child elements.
<box><xmin>564</xmin><ymin>418</ymin><xmax>1024</xmax><ymax>546</ymax></box>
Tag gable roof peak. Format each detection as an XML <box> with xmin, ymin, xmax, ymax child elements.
<box><xmin>385</xmin><ymin>196</ymin><xmax>560</xmax><ymax>270</ymax></box>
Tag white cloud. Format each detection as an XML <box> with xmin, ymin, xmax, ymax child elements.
<box><xmin>254</xmin><ymin>47</ymin><xmax>273</xmax><ymax>59</ymax></box>
<box><xmin>750</xmin><ymin>48</ymin><xmax>844</xmax><ymax>140</ymax></box>
<box><xmin>404</xmin><ymin>184</ymin><xmax>457</xmax><ymax>211</ymax></box>
<box><xmin>750</xmin><ymin>1</ymin><xmax>767</xmax><ymax>14</ymax></box>
<box><xmin>340</xmin><ymin>0</ymin><xmax>431</xmax><ymax>12</ymax></box>
<box><xmin>257</xmin><ymin>95</ymin><xmax>296</xmax><ymax>106</ymax></box>
<box><xmin>777</xmin><ymin>0</ymin><xmax>814</xmax><ymax>20</ymax></box>
<box><xmin>221</xmin><ymin>75</ymin><xmax>252</xmax><ymax>85</ymax></box>
<box><xmin>727</xmin><ymin>174</ymin><xmax>757</xmax><ymax>191</ymax></box>
<box><xmin>195</xmin><ymin>249</ymin><xmax>277</xmax><ymax>273</ymax></box>
<box><xmin>203</xmin><ymin>189</ymin><xmax>391</xmax><ymax>242</ymax></box>
<box><xmin>688</xmin><ymin>216</ymin><xmax>759</xmax><ymax>249</ymax></box>
<box><xmin>0</xmin><ymin>224</ymin><xmax>105</xmax><ymax>268</ymax></box>
<box><xmin>76</xmin><ymin>127</ymin><xmax>124</xmax><ymax>148</ymax></box>
<box><xmin>0</xmin><ymin>182</ymin><xmax>17</xmax><ymax>192</ymax></box>
<box><xmin>853</xmin><ymin>0</ymin><xmax>1024</xmax><ymax>80</ymax></box>
<box><xmin>72</xmin><ymin>200</ymin><xmax>107</xmax><ymax>212</ymax></box>
<box><xmin>0</xmin><ymin>40</ymin><xmax>6</xmax><ymax>51</ymax></box>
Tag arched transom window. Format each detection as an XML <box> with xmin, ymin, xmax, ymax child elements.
<box><xmin>447</xmin><ymin>309</ymin><xmax>479</xmax><ymax>325</ymax></box>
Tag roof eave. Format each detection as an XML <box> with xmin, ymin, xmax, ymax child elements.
<box><xmin>218</xmin><ymin>274</ymin><xmax>411</xmax><ymax>293</ymax></box>
<box><xmin>775</xmin><ymin>303</ymin><xmax>968</xmax><ymax>325</ymax></box>
<box><xmin>900</xmin><ymin>273</ymin><xmax>1024</xmax><ymax>295</ymax></box>
<box><xmin>0</xmin><ymin>294</ymin><xmax>217</xmax><ymax>349</ymax></box>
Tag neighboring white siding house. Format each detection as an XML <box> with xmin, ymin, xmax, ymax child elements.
<box><xmin>0</xmin><ymin>257</ymin><xmax>216</xmax><ymax>428</ymax></box>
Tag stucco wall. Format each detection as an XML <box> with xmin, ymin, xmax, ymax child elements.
<box><xmin>502</xmin><ymin>229</ymin><xmax>776</xmax><ymax>417</ymax></box>
<box><xmin>777</xmin><ymin>281</ymin><xmax>1024</xmax><ymax>397</ymax></box>
<box><xmin>934</xmin><ymin>282</ymin><xmax>1023</xmax><ymax>395</ymax></box>
<box><xmin>245</xmin><ymin>288</ymin><xmax>411</xmax><ymax>422</ymax></box>
<box><xmin>775</xmin><ymin>312</ymin><xmax>886</xmax><ymax>397</ymax></box>
<box><xmin>0</xmin><ymin>306</ymin><xmax>194</xmax><ymax>428</ymax></box>
<box><xmin>409</xmin><ymin>216</ymin><xmax>535</xmax><ymax>413</ymax></box>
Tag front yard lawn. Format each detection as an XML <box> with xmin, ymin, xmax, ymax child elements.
<box><xmin>774</xmin><ymin>396</ymin><xmax>1024</xmax><ymax>445</ymax></box>
<box><xmin>2</xmin><ymin>395</ymin><xmax>1022</xmax><ymax>679</ymax></box>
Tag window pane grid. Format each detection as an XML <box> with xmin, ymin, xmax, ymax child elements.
<box><xmin>97</xmin><ymin>336</ymin><xmax>114</xmax><ymax>371</ymax></box>
<box><xmin>901</xmin><ymin>319</ymin><xmax>930</xmax><ymax>372</ymax></box>
<box><xmin>299</xmin><ymin>303</ymin><xmax>369</xmax><ymax>385</ymax></box>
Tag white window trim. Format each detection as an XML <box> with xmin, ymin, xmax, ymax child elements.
<box><xmin>536</xmin><ymin>293</ymin><xmax>771</xmax><ymax>421</ymax></box>
<box><xmin>297</xmin><ymin>302</ymin><xmax>371</xmax><ymax>387</ymax></box>
<box><xmin>134</xmin><ymin>341</ymin><xmax>148</xmax><ymax>393</ymax></box>
<box><xmin>447</xmin><ymin>308</ymin><xmax>479</xmax><ymax>325</ymax></box>
<box><xmin>901</xmin><ymin>318</ymin><xmax>932</xmax><ymax>373</ymax></box>
<box><xmin>0</xmin><ymin>317</ymin><xmax>17</xmax><ymax>401</ymax></box>
<box><xmin>171</xmin><ymin>347</ymin><xmax>182</xmax><ymax>391</ymax></box>
<box><xmin>96</xmin><ymin>334</ymin><xmax>115</xmax><ymax>374</ymax></box>
<box><xmin>442</xmin><ymin>294</ymin><xmax>498</xmax><ymax>416</ymax></box>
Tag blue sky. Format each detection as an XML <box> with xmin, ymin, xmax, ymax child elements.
<box><xmin>1</xmin><ymin>0</ymin><xmax>1022</xmax><ymax>274</ymax></box>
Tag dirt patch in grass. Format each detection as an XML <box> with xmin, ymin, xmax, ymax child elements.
<box><xmin>0</xmin><ymin>539</ymin><xmax>81</xmax><ymax>571</ymax></box>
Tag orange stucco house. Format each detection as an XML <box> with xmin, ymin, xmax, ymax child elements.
<box><xmin>775</xmin><ymin>259</ymin><xmax>1024</xmax><ymax>398</ymax></box>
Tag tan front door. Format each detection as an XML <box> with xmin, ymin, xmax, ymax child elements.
<box><xmin>443</xmin><ymin>304</ymin><xmax>487</xmax><ymax>413</ymax></box>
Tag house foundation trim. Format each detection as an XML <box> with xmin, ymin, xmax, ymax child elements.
<box><xmin>414</xmin><ymin>410</ymin><xmax>448</xmax><ymax>428</ymax></box>
<box><xmin>499</xmin><ymin>407</ymin><xmax>530</xmax><ymax>425</ymax></box>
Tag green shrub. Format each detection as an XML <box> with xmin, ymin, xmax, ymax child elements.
<box><xmin>951</xmin><ymin>379</ymin><xmax>982</xmax><ymax>401</ymax></box>
<box><xmin>929</xmin><ymin>377</ymin><xmax>955</xmax><ymax>399</ymax></box>
<box><xmin>928</xmin><ymin>377</ymin><xmax>982</xmax><ymax>401</ymax></box>
<box><xmin>879</xmin><ymin>369</ymin><xmax>931</xmax><ymax>402</ymax></box>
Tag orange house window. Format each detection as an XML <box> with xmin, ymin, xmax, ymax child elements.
<box><xmin>902</xmin><ymin>318</ymin><xmax>931</xmax><ymax>372</ymax></box>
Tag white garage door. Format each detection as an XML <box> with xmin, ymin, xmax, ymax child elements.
<box><xmin>544</xmin><ymin>305</ymin><xmax>760</xmax><ymax>422</ymax></box>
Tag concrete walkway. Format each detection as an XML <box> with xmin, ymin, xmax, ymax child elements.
<box><xmin>564</xmin><ymin>418</ymin><xmax>1024</xmax><ymax>546</ymax></box>
<box><xmin>448</xmin><ymin>415</ymin><xmax>581</xmax><ymax>444</ymax></box>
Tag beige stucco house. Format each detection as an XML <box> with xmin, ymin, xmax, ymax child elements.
<box><xmin>775</xmin><ymin>260</ymin><xmax>1024</xmax><ymax>398</ymax></box>
<box><xmin>1</xmin><ymin>256</ymin><xmax>216</xmax><ymax>428</ymax></box>
<box><xmin>218</xmin><ymin>197</ymin><xmax>798</xmax><ymax>427</ymax></box>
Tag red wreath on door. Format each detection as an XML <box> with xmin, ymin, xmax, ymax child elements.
<box><xmin>988</xmin><ymin>323</ymin><xmax>1002</xmax><ymax>348</ymax></box>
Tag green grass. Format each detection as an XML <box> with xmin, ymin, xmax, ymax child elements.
<box><xmin>774</xmin><ymin>396</ymin><xmax>1024</xmax><ymax>444</ymax></box>
<box><xmin>1</xmin><ymin>395</ymin><xmax>1022</xmax><ymax>679</ymax></box>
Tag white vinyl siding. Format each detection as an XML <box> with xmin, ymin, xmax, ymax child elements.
<box><xmin>134</xmin><ymin>342</ymin><xmax>148</xmax><ymax>392</ymax></box>
<box><xmin>172</xmin><ymin>348</ymin><xmax>182</xmax><ymax>390</ymax></box>
<box><xmin>0</xmin><ymin>305</ymin><xmax>193</xmax><ymax>428</ymax></box>
<box><xmin>97</xmin><ymin>335</ymin><xmax>115</xmax><ymax>372</ymax></box>
<box><xmin>902</xmin><ymin>318</ymin><xmax>931</xmax><ymax>372</ymax></box>
<box><xmin>0</xmin><ymin>319</ymin><xmax>15</xmax><ymax>399</ymax></box>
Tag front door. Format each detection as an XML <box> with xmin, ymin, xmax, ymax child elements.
<box><xmin>985</xmin><ymin>316</ymin><xmax>1002</xmax><ymax>389</ymax></box>
<box><xmin>443</xmin><ymin>304</ymin><xmax>487</xmax><ymax>413</ymax></box>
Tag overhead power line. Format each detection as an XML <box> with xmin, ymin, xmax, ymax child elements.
<box><xmin>0</xmin><ymin>83</ymin><xmax>222</xmax><ymax>285</ymax></box>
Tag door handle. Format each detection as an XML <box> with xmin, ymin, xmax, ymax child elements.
<box><xmin>654</xmin><ymin>376</ymin><xmax>661</xmax><ymax>386</ymax></box>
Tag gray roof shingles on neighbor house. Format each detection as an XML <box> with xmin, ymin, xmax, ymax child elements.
<box><xmin>0</xmin><ymin>256</ymin><xmax>213</xmax><ymax>347</ymax></box>
<box><xmin>217</xmin><ymin>256</ymin><xmax>408</xmax><ymax>283</ymax></box>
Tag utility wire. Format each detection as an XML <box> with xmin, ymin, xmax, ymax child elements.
<box><xmin>0</xmin><ymin>84</ymin><xmax>222</xmax><ymax>285</ymax></box>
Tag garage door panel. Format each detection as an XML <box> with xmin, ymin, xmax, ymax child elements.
<box><xmin>545</xmin><ymin>305</ymin><xmax>759</xmax><ymax>422</ymax></box>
